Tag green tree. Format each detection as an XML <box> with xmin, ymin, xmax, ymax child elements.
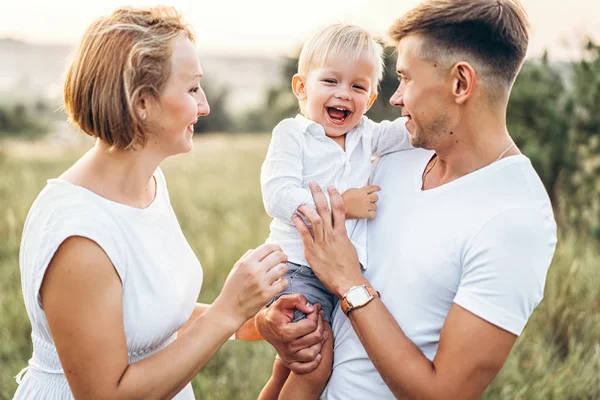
<box><xmin>507</xmin><ymin>51</ymin><xmax>572</xmax><ymax>207</ymax></box>
<box><xmin>194</xmin><ymin>83</ymin><xmax>234</xmax><ymax>134</ymax></box>
<box><xmin>561</xmin><ymin>41</ymin><xmax>600</xmax><ymax>236</ymax></box>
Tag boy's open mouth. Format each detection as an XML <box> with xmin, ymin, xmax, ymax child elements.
<box><xmin>327</xmin><ymin>107</ymin><xmax>351</xmax><ymax>125</ymax></box>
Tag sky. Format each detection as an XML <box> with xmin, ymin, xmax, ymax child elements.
<box><xmin>1</xmin><ymin>0</ymin><xmax>598</xmax><ymax>60</ymax></box>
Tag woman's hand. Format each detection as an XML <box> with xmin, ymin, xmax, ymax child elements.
<box><xmin>342</xmin><ymin>185</ymin><xmax>381</xmax><ymax>220</ymax></box>
<box><xmin>213</xmin><ymin>244</ymin><xmax>289</xmax><ymax>329</ymax></box>
<box><xmin>294</xmin><ymin>184</ymin><xmax>368</xmax><ymax>298</ymax></box>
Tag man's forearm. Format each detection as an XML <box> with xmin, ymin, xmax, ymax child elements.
<box><xmin>348</xmin><ymin>299</ymin><xmax>443</xmax><ymax>399</ymax></box>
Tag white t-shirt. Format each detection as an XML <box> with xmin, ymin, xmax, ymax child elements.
<box><xmin>261</xmin><ymin>114</ymin><xmax>410</xmax><ymax>268</ymax></box>
<box><xmin>323</xmin><ymin>149</ymin><xmax>557</xmax><ymax>399</ymax></box>
<box><xmin>15</xmin><ymin>168</ymin><xmax>202</xmax><ymax>400</ymax></box>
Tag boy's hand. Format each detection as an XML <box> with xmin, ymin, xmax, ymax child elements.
<box><xmin>342</xmin><ymin>185</ymin><xmax>381</xmax><ymax>220</ymax></box>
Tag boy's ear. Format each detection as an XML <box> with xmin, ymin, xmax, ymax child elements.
<box><xmin>291</xmin><ymin>74</ymin><xmax>307</xmax><ymax>101</ymax></box>
<box><xmin>365</xmin><ymin>92</ymin><xmax>378</xmax><ymax>111</ymax></box>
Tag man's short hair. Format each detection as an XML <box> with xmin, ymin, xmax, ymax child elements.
<box><xmin>64</xmin><ymin>6</ymin><xmax>194</xmax><ymax>150</ymax></box>
<box><xmin>298</xmin><ymin>24</ymin><xmax>385</xmax><ymax>93</ymax></box>
<box><xmin>389</xmin><ymin>0</ymin><xmax>529</xmax><ymax>94</ymax></box>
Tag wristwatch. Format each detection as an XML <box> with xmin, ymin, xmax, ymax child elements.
<box><xmin>340</xmin><ymin>285</ymin><xmax>380</xmax><ymax>315</ymax></box>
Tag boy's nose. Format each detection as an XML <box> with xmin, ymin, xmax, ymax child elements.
<box><xmin>334</xmin><ymin>90</ymin><xmax>351</xmax><ymax>101</ymax></box>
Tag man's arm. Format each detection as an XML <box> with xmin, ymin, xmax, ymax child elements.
<box><xmin>255</xmin><ymin>294</ymin><xmax>327</xmax><ymax>374</ymax></box>
<box><xmin>292</xmin><ymin>184</ymin><xmax>556</xmax><ymax>399</ymax></box>
<box><xmin>347</xmin><ymin>299</ymin><xmax>516</xmax><ymax>399</ymax></box>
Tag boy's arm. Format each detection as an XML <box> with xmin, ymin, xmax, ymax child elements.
<box><xmin>369</xmin><ymin>117</ymin><xmax>412</xmax><ymax>157</ymax></box>
<box><xmin>261</xmin><ymin>120</ymin><xmax>332</xmax><ymax>223</ymax></box>
<box><xmin>258</xmin><ymin>360</ymin><xmax>291</xmax><ymax>400</ymax></box>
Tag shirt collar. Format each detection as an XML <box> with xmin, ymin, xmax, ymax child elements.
<box><xmin>293</xmin><ymin>113</ymin><xmax>367</xmax><ymax>137</ymax></box>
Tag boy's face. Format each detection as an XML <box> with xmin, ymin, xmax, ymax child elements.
<box><xmin>293</xmin><ymin>54</ymin><xmax>377</xmax><ymax>139</ymax></box>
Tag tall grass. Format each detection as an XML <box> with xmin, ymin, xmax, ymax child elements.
<box><xmin>0</xmin><ymin>134</ymin><xmax>598</xmax><ymax>399</ymax></box>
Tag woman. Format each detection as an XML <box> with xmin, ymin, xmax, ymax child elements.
<box><xmin>14</xmin><ymin>7</ymin><xmax>288</xmax><ymax>399</ymax></box>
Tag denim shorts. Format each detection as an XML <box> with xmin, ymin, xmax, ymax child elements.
<box><xmin>268</xmin><ymin>261</ymin><xmax>336</xmax><ymax>324</ymax></box>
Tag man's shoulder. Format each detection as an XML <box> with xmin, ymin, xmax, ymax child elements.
<box><xmin>477</xmin><ymin>155</ymin><xmax>552</xmax><ymax>209</ymax></box>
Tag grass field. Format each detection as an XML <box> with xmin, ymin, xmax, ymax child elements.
<box><xmin>0</xmin><ymin>134</ymin><xmax>598</xmax><ymax>399</ymax></box>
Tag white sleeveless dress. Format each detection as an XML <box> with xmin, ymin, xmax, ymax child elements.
<box><xmin>14</xmin><ymin>168</ymin><xmax>203</xmax><ymax>399</ymax></box>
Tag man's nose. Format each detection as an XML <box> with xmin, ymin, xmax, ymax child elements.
<box><xmin>389</xmin><ymin>88</ymin><xmax>404</xmax><ymax>108</ymax></box>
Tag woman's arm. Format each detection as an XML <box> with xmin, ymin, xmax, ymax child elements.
<box><xmin>177</xmin><ymin>303</ymin><xmax>210</xmax><ymax>336</ymax></box>
<box><xmin>41</xmin><ymin>237</ymin><xmax>288</xmax><ymax>399</ymax></box>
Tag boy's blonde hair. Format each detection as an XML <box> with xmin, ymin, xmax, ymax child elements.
<box><xmin>298</xmin><ymin>24</ymin><xmax>385</xmax><ymax>93</ymax></box>
<box><xmin>64</xmin><ymin>6</ymin><xmax>194</xmax><ymax>150</ymax></box>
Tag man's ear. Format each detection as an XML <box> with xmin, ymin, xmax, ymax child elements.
<box><xmin>292</xmin><ymin>74</ymin><xmax>307</xmax><ymax>101</ymax></box>
<box><xmin>366</xmin><ymin>92</ymin><xmax>378</xmax><ymax>111</ymax></box>
<box><xmin>451</xmin><ymin>62</ymin><xmax>477</xmax><ymax>105</ymax></box>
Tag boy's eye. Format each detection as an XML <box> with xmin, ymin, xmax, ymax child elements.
<box><xmin>353</xmin><ymin>85</ymin><xmax>366</xmax><ymax>91</ymax></box>
<box><xmin>190</xmin><ymin>85</ymin><xmax>200</xmax><ymax>93</ymax></box>
<box><xmin>323</xmin><ymin>79</ymin><xmax>337</xmax><ymax>84</ymax></box>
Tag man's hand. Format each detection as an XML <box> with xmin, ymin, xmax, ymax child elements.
<box><xmin>255</xmin><ymin>294</ymin><xmax>327</xmax><ymax>374</ymax></box>
<box><xmin>342</xmin><ymin>185</ymin><xmax>381</xmax><ymax>220</ymax></box>
<box><xmin>294</xmin><ymin>183</ymin><xmax>368</xmax><ymax>298</ymax></box>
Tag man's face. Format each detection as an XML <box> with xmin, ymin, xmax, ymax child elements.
<box><xmin>389</xmin><ymin>35</ymin><xmax>453</xmax><ymax>150</ymax></box>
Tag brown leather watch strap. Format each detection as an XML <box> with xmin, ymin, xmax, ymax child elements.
<box><xmin>341</xmin><ymin>285</ymin><xmax>380</xmax><ymax>315</ymax></box>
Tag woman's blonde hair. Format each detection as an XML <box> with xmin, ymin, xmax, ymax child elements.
<box><xmin>64</xmin><ymin>6</ymin><xmax>194</xmax><ymax>149</ymax></box>
<box><xmin>298</xmin><ymin>24</ymin><xmax>385</xmax><ymax>93</ymax></box>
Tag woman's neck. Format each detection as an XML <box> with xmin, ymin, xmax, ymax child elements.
<box><xmin>61</xmin><ymin>140</ymin><xmax>164</xmax><ymax>209</ymax></box>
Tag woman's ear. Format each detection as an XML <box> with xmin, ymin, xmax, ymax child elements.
<box><xmin>292</xmin><ymin>74</ymin><xmax>307</xmax><ymax>101</ymax></box>
<box><xmin>134</xmin><ymin>92</ymin><xmax>150</xmax><ymax>121</ymax></box>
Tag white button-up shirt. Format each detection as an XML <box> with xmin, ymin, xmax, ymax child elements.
<box><xmin>261</xmin><ymin>114</ymin><xmax>411</xmax><ymax>268</ymax></box>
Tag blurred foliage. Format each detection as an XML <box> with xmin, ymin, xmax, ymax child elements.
<box><xmin>0</xmin><ymin>100</ymin><xmax>48</xmax><ymax>139</ymax></box>
<box><xmin>194</xmin><ymin>83</ymin><xmax>234</xmax><ymax>134</ymax></box>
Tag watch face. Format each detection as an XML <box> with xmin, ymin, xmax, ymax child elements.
<box><xmin>347</xmin><ymin>287</ymin><xmax>370</xmax><ymax>306</ymax></box>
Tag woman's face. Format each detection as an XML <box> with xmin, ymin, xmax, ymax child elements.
<box><xmin>145</xmin><ymin>35</ymin><xmax>210</xmax><ymax>156</ymax></box>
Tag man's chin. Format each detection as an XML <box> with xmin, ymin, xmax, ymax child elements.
<box><xmin>409</xmin><ymin>133</ymin><xmax>430</xmax><ymax>150</ymax></box>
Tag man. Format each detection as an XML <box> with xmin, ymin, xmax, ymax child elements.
<box><xmin>255</xmin><ymin>0</ymin><xmax>557</xmax><ymax>398</ymax></box>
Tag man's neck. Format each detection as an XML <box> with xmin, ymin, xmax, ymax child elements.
<box><xmin>423</xmin><ymin>112</ymin><xmax>519</xmax><ymax>190</ymax></box>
